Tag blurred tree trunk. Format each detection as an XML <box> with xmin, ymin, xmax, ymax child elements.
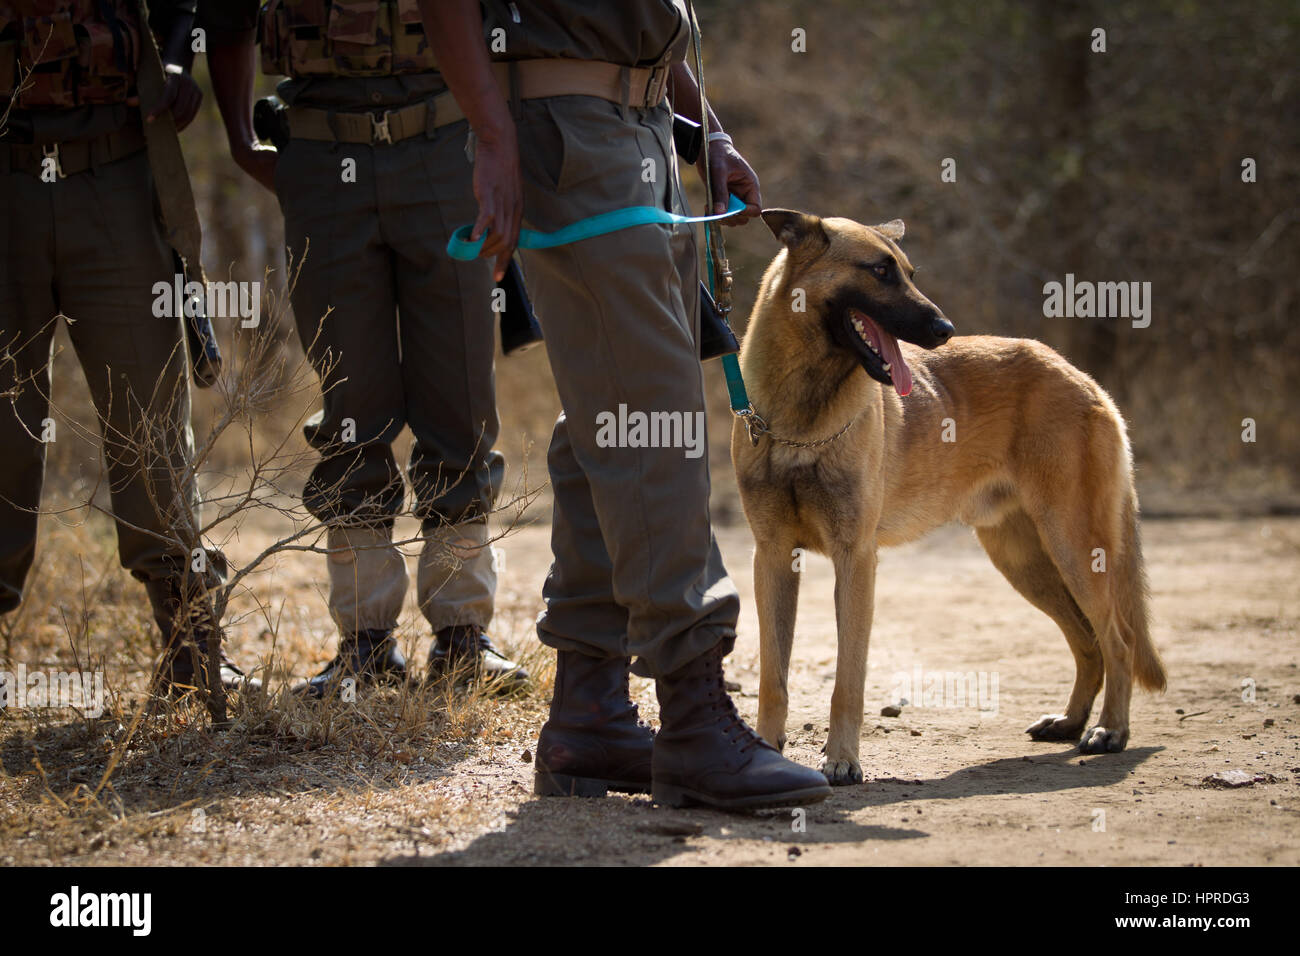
<box><xmin>1034</xmin><ymin>0</ymin><xmax>1121</xmax><ymax>396</ymax></box>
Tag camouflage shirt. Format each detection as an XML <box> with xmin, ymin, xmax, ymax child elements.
<box><xmin>1</xmin><ymin>0</ymin><xmax>197</xmax><ymax>142</ymax></box>
<box><xmin>198</xmin><ymin>0</ymin><xmax>446</xmax><ymax>111</ymax></box>
<box><xmin>480</xmin><ymin>0</ymin><xmax>689</xmax><ymax>67</ymax></box>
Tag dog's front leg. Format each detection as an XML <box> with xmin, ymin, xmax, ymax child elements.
<box><xmin>824</xmin><ymin>544</ymin><xmax>877</xmax><ymax>785</ymax></box>
<box><xmin>754</xmin><ymin>538</ymin><xmax>801</xmax><ymax>752</ymax></box>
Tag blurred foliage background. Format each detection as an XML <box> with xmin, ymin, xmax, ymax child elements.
<box><xmin>40</xmin><ymin>0</ymin><xmax>1300</xmax><ymax>525</ymax></box>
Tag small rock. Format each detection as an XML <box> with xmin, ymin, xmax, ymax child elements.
<box><xmin>1175</xmin><ymin>708</ymin><xmax>1185</xmax><ymax>714</ymax></box>
<box><xmin>910</xmin><ymin>729</ymin><xmax>922</xmax><ymax>736</ymax></box>
<box><xmin>786</xmin><ymin>845</ymin><xmax>802</xmax><ymax>858</ymax></box>
<box><xmin>1264</xmin><ymin>718</ymin><xmax>1275</xmax><ymax>727</ymax></box>
<box><xmin>520</xmin><ymin>749</ymin><xmax>532</xmax><ymax>763</ymax></box>
<box><xmin>1293</xmin><ymin>694</ymin><xmax>1300</xmax><ymax>704</ymax></box>
<box><xmin>803</xmin><ymin>723</ymin><xmax>814</xmax><ymax>731</ymax></box>
<box><xmin>1201</xmin><ymin>770</ymin><xmax>1278</xmax><ymax>789</ymax></box>
<box><xmin>725</xmin><ymin>680</ymin><xmax>742</xmax><ymax>692</ymax></box>
<box><xmin>881</xmin><ymin>705</ymin><xmax>902</xmax><ymax>718</ymax></box>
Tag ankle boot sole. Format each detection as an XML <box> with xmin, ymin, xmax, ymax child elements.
<box><xmin>651</xmin><ymin>781</ymin><xmax>831</xmax><ymax>811</ymax></box>
<box><xmin>534</xmin><ymin>769</ymin><xmax>650</xmax><ymax>798</ymax></box>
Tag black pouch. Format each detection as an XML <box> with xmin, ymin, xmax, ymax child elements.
<box><xmin>672</xmin><ymin>112</ymin><xmax>703</xmax><ymax>165</ymax></box>
<box><xmin>499</xmin><ymin>258</ymin><xmax>543</xmax><ymax>356</ymax></box>
<box><xmin>253</xmin><ymin>95</ymin><xmax>289</xmax><ymax>149</ymax></box>
<box><xmin>698</xmin><ymin>281</ymin><xmax>739</xmax><ymax>360</ymax></box>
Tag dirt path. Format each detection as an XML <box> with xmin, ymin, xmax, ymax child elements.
<box><xmin>3</xmin><ymin>516</ymin><xmax>1297</xmax><ymax>866</ymax></box>
<box><xmin>387</xmin><ymin>515</ymin><xmax>1299</xmax><ymax>866</ymax></box>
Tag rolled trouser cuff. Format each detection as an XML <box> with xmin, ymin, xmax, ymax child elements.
<box><xmin>326</xmin><ymin>526</ymin><xmax>409</xmax><ymax>635</ymax></box>
<box><xmin>417</xmin><ymin>519</ymin><xmax>496</xmax><ymax>631</ymax></box>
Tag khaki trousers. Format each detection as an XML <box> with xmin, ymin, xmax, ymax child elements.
<box><xmin>512</xmin><ymin>95</ymin><xmax>740</xmax><ymax>678</ymax></box>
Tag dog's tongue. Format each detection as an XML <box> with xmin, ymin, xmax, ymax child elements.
<box><xmin>863</xmin><ymin>319</ymin><xmax>915</xmax><ymax>398</ymax></box>
<box><xmin>876</xmin><ymin>330</ymin><xmax>913</xmax><ymax>397</ymax></box>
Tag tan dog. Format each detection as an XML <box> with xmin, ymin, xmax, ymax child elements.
<box><xmin>731</xmin><ymin>210</ymin><xmax>1166</xmax><ymax>785</ymax></box>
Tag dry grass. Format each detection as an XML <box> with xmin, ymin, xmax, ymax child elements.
<box><xmin>0</xmin><ymin>507</ymin><xmax>559</xmax><ymax>865</ymax></box>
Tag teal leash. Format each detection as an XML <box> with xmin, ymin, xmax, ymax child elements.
<box><xmin>447</xmin><ymin>192</ymin><xmax>764</xmax><ymax>439</ymax></box>
<box><xmin>701</xmin><ymin>209</ymin><xmax>762</xmax><ymax>433</ymax></box>
<box><xmin>446</xmin><ymin>194</ymin><xmax>746</xmax><ymax>259</ymax></box>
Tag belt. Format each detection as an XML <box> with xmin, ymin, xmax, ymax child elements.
<box><xmin>0</xmin><ymin>124</ymin><xmax>147</xmax><ymax>177</ymax></box>
<box><xmin>491</xmin><ymin>58</ymin><xmax>671</xmax><ymax>110</ymax></box>
<box><xmin>284</xmin><ymin>58</ymin><xmax>669</xmax><ymax>146</ymax></box>
<box><xmin>286</xmin><ymin>93</ymin><xmax>467</xmax><ymax>144</ymax></box>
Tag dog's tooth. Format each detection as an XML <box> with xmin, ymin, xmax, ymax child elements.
<box><xmin>883</xmin><ymin>362</ymin><xmax>891</xmax><ymax>371</ymax></box>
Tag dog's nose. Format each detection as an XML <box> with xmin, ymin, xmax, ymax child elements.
<box><xmin>931</xmin><ymin>315</ymin><xmax>954</xmax><ymax>343</ymax></box>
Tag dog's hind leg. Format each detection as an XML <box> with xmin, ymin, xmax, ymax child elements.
<box><xmin>822</xmin><ymin>543</ymin><xmax>876</xmax><ymax>785</ymax></box>
<box><xmin>1026</xmin><ymin>413</ymin><xmax>1163</xmax><ymax>753</ymax></box>
<box><xmin>976</xmin><ymin>508</ymin><xmax>1102</xmax><ymax>743</ymax></box>
<box><xmin>754</xmin><ymin>535</ymin><xmax>801</xmax><ymax>752</ymax></box>
<box><xmin>1040</xmin><ymin>501</ymin><xmax>1160</xmax><ymax>754</ymax></box>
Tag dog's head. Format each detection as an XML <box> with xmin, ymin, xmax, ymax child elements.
<box><xmin>760</xmin><ymin>209</ymin><xmax>954</xmax><ymax>397</ymax></box>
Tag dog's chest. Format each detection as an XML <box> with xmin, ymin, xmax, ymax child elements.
<box><xmin>768</xmin><ymin>450</ymin><xmax>866</xmax><ymax>542</ymax></box>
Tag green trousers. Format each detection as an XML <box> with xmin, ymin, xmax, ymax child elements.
<box><xmin>274</xmin><ymin>117</ymin><xmax>502</xmax><ymax>634</ymax></box>
<box><xmin>0</xmin><ymin>144</ymin><xmax>203</xmax><ymax>623</ymax></box>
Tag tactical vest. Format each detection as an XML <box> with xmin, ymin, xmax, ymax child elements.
<box><xmin>260</xmin><ymin>0</ymin><xmax>437</xmax><ymax>78</ymax></box>
<box><xmin>0</xmin><ymin>0</ymin><xmax>141</xmax><ymax>109</ymax></box>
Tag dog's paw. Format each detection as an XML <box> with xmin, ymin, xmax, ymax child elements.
<box><xmin>819</xmin><ymin>758</ymin><xmax>864</xmax><ymax>786</ymax></box>
<box><xmin>1079</xmin><ymin>725</ymin><xmax>1129</xmax><ymax>753</ymax></box>
<box><xmin>775</xmin><ymin>733</ymin><xmax>788</xmax><ymax>753</ymax></box>
<box><xmin>1025</xmin><ymin>714</ymin><xmax>1084</xmax><ymax>741</ymax></box>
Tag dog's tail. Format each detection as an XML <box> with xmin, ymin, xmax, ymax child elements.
<box><xmin>1105</xmin><ymin>423</ymin><xmax>1167</xmax><ymax>694</ymax></box>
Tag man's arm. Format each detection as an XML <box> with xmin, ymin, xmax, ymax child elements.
<box><xmin>140</xmin><ymin>0</ymin><xmax>203</xmax><ymax>129</ymax></box>
<box><xmin>669</xmin><ymin>61</ymin><xmax>760</xmax><ymax>224</ymax></box>
<box><xmin>417</xmin><ymin>0</ymin><xmax>521</xmax><ymax>281</ymax></box>
<box><xmin>205</xmin><ymin>26</ymin><xmax>276</xmax><ymax>191</ymax></box>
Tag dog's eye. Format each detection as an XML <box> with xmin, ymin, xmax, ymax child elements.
<box><xmin>872</xmin><ymin>263</ymin><xmax>890</xmax><ymax>280</ymax></box>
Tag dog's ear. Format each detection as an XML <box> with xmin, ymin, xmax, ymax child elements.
<box><xmin>761</xmin><ymin>209</ymin><xmax>830</xmax><ymax>258</ymax></box>
<box><xmin>873</xmin><ymin>219</ymin><xmax>906</xmax><ymax>242</ymax></box>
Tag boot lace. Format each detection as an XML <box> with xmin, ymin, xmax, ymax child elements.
<box><xmin>707</xmin><ymin>663</ymin><xmax>765</xmax><ymax>754</ymax></box>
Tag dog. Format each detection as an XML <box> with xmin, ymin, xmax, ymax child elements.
<box><xmin>731</xmin><ymin>209</ymin><xmax>1166</xmax><ymax>785</ymax></box>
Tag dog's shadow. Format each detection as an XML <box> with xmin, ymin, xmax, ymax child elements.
<box><xmin>840</xmin><ymin>745</ymin><xmax>1165</xmax><ymax>811</ymax></box>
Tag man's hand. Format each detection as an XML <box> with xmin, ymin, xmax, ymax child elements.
<box><xmin>469</xmin><ymin>126</ymin><xmax>523</xmax><ymax>282</ymax></box>
<box><xmin>147</xmin><ymin>68</ymin><xmax>203</xmax><ymax>130</ymax></box>
<box><xmin>418</xmin><ymin>0</ymin><xmax>522</xmax><ymax>281</ymax></box>
<box><xmin>231</xmin><ymin>139</ymin><xmax>277</xmax><ymax>192</ymax></box>
<box><xmin>698</xmin><ymin>139</ymin><xmax>761</xmax><ymax>226</ymax></box>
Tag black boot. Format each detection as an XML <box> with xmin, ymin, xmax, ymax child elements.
<box><xmin>652</xmin><ymin>644</ymin><xmax>831</xmax><ymax>810</ymax></box>
<box><xmin>294</xmin><ymin>629</ymin><xmax>408</xmax><ymax>700</ymax></box>
<box><xmin>427</xmin><ymin>625</ymin><xmax>528</xmax><ymax>692</ymax></box>
<box><xmin>535</xmin><ymin>650</ymin><xmax>654</xmax><ymax>797</ymax></box>
<box><xmin>146</xmin><ymin>578</ymin><xmax>260</xmax><ymax>697</ymax></box>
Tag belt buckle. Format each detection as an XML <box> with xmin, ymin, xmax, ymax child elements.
<box><xmin>370</xmin><ymin>110</ymin><xmax>394</xmax><ymax>145</ymax></box>
<box><xmin>42</xmin><ymin>143</ymin><xmax>65</xmax><ymax>179</ymax></box>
